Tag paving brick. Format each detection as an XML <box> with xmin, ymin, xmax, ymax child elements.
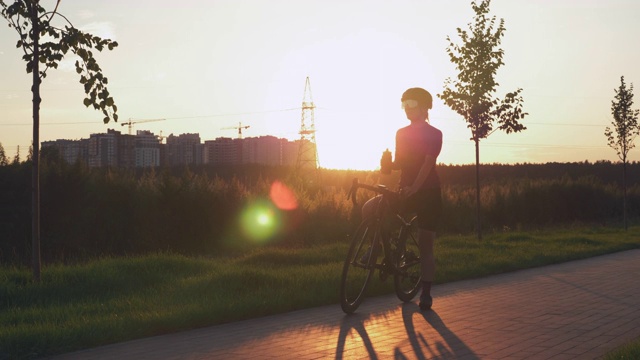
<box><xmin>47</xmin><ymin>249</ymin><xmax>640</xmax><ymax>360</ymax></box>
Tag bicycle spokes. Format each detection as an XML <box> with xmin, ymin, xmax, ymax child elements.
<box><xmin>340</xmin><ymin>221</ymin><xmax>379</xmax><ymax>313</ymax></box>
<box><xmin>394</xmin><ymin>220</ymin><xmax>422</xmax><ymax>302</ymax></box>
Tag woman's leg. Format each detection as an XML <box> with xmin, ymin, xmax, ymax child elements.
<box><xmin>419</xmin><ymin>228</ymin><xmax>436</xmax><ymax>310</ymax></box>
<box><xmin>419</xmin><ymin>229</ymin><xmax>436</xmax><ymax>281</ymax></box>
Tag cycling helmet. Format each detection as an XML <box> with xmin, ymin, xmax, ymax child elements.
<box><xmin>401</xmin><ymin>87</ymin><xmax>433</xmax><ymax>110</ymax></box>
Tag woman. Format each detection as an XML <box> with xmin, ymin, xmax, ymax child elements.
<box><xmin>382</xmin><ymin>87</ymin><xmax>443</xmax><ymax>311</ymax></box>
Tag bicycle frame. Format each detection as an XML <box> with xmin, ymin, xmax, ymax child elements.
<box><xmin>341</xmin><ymin>178</ymin><xmax>423</xmax><ymax>313</ymax></box>
<box><xmin>348</xmin><ymin>178</ymin><xmax>413</xmax><ymax>276</ymax></box>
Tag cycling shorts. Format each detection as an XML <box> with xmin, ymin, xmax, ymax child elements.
<box><xmin>401</xmin><ymin>187</ymin><xmax>442</xmax><ymax>231</ymax></box>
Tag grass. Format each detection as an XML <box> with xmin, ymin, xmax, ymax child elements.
<box><xmin>1</xmin><ymin>226</ymin><xmax>639</xmax><ymax>359</ymax></box>
<box><xmin>604</xmin><ymin>337</ymin><xmax>640</xmax><ymax>359</ymax></box>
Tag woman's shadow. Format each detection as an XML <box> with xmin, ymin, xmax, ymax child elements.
<box><xmin>396</xmin><ymin>303</ymin><xmax>479</xmax><ymax>359</ymax></box>
<box><xmin>334</xmin><ymin>303</ymin><xmax>478</xmax><ymax>360</ymax></box>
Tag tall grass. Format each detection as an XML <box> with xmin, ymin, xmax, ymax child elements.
<box><xmin>1</xmin><ymin>156</ymin><xmax>639</xmax><ymax>265</ymax></box>
<box><xmin>1</xmin><ymin>226</ymin><xmax>638</xmax><ymax>359</ymax></box>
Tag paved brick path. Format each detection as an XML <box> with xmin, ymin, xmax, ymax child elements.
<box><xmin>49</xmin><ymin>249</ymin><xmax>640</xmax><ymax>360</ymax></box>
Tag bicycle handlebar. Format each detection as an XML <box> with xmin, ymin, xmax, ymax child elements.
<box><xmin>347</xmin><ymin>178</ymin><xmax>399</xmax><ymax>208</ymax></box>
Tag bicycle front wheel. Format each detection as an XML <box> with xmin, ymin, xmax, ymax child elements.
<box><xmin>340</xmin><ymin>220</ymin><xmax>380</xmax><ymax>314</ymax></box>
<box><xmin>394</xmin><ymin>217</ymin><xmax>422</xmax><ymax>302</ymax></box>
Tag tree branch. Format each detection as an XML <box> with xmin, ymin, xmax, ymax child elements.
<box><xmin>45</xmin><ymin>0</ymin><xmax>60</xmax><ymax>23</ymax></box>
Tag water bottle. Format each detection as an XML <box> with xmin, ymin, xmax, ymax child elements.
<box><xmin>380</xmin><ymin>149</ymin><xmax>392</xmax><ymax>174</ymax></box>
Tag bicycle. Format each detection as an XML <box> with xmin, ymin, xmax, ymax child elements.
<box><xmin>340</xmin><ymin>178</ymin><xmax>422</xmax><ymax>314</ymax></box>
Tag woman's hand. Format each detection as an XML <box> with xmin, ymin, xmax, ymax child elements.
<box><xmin>400</xmin><ymin>186</ymin><xmax>417</xmax><ymax>199</ymax></box>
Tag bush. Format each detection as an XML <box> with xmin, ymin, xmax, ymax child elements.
<box><xmin>1</xmin><ymin>158</ymin><xmax>638</xmax><ymax>264</ymax></box>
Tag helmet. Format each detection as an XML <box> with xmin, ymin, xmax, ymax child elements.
<box><xmin>401</xmin><ymin>88</ymin><xmax>432</xmax><ymax>110</ymax></box>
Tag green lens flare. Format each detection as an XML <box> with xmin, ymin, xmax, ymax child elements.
<box><xmin>240</xmin><ymin>200</ymin><xmax>281</xmax><ymax>243</ymax></box>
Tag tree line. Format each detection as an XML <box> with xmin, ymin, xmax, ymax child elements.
<box><xmin>1</xmin><ymin>148</ymin><xmax>638</xmax><ymax>265</ymax></box>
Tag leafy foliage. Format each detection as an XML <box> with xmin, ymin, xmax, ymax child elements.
<box><xmin>438</xmin><ymin>0</ymin><xmax>527</xmax><ymax>239</ymax></box>
<box><xmin>2</xmin><ymin>0</ymin><xmax>120</xmax><ymax>280</ymax></box>
<box><xmin>604</xmin><ymin>76</ymin><xmax>639</xmax><ymax>230</ymax></box>
<box><xmin>1</xmin><ymin>158</ymin><xmax>639</xmax><ymax>265</ymax></box>
<box><xmin>605</xmin><ymin>76</ymin><xmax>639</xmax><ymax>162</ymax></box>
<box><xmin>0</xmin><ymin>0</ymin><xmax>119</xmax><ymax>123</ymax></box>
<box><xmin>439</xmin><ymin>0</ymin><xmax>527</xmax><ymax>141</ymax></box>
<box><xmin>0</xmin><ymin>142</ymin><xmax>8</xmax><ymax>166</ymax></box>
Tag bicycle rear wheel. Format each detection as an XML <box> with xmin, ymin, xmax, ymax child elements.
<box><xmin>340</xmin><ymin>220</ymin><xmax>380</xmax><ymax>314</ymax></box>
<box><xmin>394</xmin><ymin>217</ymin><xmax>422</xmax><ymax>302</ymax></box>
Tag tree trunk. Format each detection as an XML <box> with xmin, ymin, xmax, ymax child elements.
<box><xmin>30</xmin><ymin>3</ymin><xmax>41</xmax><ymax>282</ymax></box>
<box><xmin>475</xmin><ymin>138</ymin><xmax>482</xmax><ymax>240</ymax></box>
<box><xmin>623</xmin><ymin>160</ymin><xmax>628</xmax><ymax>231</ymax></box>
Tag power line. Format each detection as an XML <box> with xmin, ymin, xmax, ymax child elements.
<box><xmin>525</xmin><ymin>122</ymin><xmax>604</xmax><ymax>127</ymax></box>
<box><xmin>315</xmin><ymin>108</ymin><xmax>609</xmax><ymax>128</ymax></box>
<box><xmin>449</xmin><ymin>140</ymin><xmax>608</xmax><ymax>150</ymax></box>
<box><xmin>428</xmin><ymin>116</ymin><xmax>606</xmax><ymax>128</ymax></box>
<box><xmin>0</xmin><ymin>107</ymin><xmax>302</xmax><ymax>126</ymax></box>
<box><xmin>161</xmin><ymin>107</ymin><xmax>300</xmax><ymax>121</ymax></box>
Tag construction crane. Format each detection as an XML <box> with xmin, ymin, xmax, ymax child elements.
<box><xmin>121</xmin><ymin>118</ymin><xmax>166</xmax><ymax>135</ymax></box>
<box><xmin>221</xmin><ymin>122</ymin><xmax>250</xmax><ymax>139</ymax></box>
<box><xmin>156</xmin><ymin>130</ymin><xmax>167</xmax><ymax>144</ymax></box>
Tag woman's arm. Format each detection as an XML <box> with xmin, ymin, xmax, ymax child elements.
<box><xmin>403</xmin><ymin>154</ymin><xmax>436</xmax><ymax>197</ymax></box>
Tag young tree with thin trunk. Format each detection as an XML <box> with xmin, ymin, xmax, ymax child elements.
<box><xmin>1</xmin><ymin>0</ymin><xmax>118</xmax><ymax>281</ymax></box>
<box><xmin>438</xmin><ymin>0</ymin><xmax>527</xmax><ymax>240</ymax></box>
<box><xmin>0</xmin><ymin>142</ymin><xmax>8</xmax><ymax>166</ymax></box>
<box><xmin>12</xmin><ymin>145</ymin><xmax>21</xmax><ymax>165</ymax></box>
<box><xmin>605</xmin><ymin>76</ymin><xmax>639</xmax><ymax>231</ymax></box>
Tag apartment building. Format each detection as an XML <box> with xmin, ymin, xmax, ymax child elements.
<box><xmin>242</xmin><ymin>135</ymin><xmax>282</xmax><ymax>166</ymax></box>
<box><xmin>203</xmin><ymin>137</ymin><xmax>241</xmax><ymax>165</ymax></box>
<box><xmin>88</xmin><ymin>131</ymin><xmax>117</xmax><ymax>167</ymax></box>
<box><xmin>166</xmin><ymin>133</ymin><xmax>203</xmax><ymax>167</ymax></box>
<box><xmin>135</xmin><ymin>130</ymin><xmax>161</xmax><ymax>168</ymax></box>
<box><xmin>42</xmin><ymin>130</ymin><xmax>314</xmax><ymax>168</ymax></box>
<box><xmin>41</xmin><ymin>139</ymin><xmax>89</xmax><ymax>164</ymax></box>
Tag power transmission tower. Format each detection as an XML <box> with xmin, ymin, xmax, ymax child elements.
<box><xmin>296</xmin><ymin>76</ymin><xmax>319</xmax><ymax>170</ymax></box>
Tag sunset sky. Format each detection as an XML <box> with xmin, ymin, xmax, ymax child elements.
<box><xmin>1</xmin><ymin>0</ymin><xmax>639</xmax><ymax>170</ymax></box>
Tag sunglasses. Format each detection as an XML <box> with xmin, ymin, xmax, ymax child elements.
<box><xmin>401</xmin><ymin>99</ymin><xmax>419</xmax><ymax>109</ymax></box>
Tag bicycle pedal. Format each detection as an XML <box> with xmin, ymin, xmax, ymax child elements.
<box><xmin>379</xmin><ymin>270</ymin><xmax>389</xmax><ymax>282</ymax></box>
<box><xmin>378</xmin><ymin>260</ymin><xmax>395</xmax><ymax>282</ymax></box>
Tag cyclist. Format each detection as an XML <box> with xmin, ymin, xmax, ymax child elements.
<box><xmin>380</xmin><ymin>87</ymin><xmax>443</xmax><ymax>311</ymax></box>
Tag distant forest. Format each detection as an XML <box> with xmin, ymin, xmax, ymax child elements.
<box><xmin>1</xmin><ymin>147</ymin><xmax>638</xmax><ymax>265</ymax></box>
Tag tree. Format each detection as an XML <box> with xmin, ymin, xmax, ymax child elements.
<box><xmin>13</xmin><ymin>145</ymin><xmax>21</xmax><ymax>164</ymax></box>
<box><xmin>1</xmin><ymin>0</ymin><xmax>118</xmax><ymax>281</ymax></box>
<box><xmin>0</xmin><ymin>142</ymin><xmax>8</xmax><ymax>165</ymax></box>
<box><xmin>438</xmin><ymin>0</ymin><xmax>527</xmax><ymax>240</ymax></box>
<box><xmin>605</xmin><ymin>76</ymin><xmax>639</xmax><ymax>231</ymax></box>
<box><xmin>27</xmin><ymin>142</ymin><xmax>33</xmax><ymax>161</ymax></box>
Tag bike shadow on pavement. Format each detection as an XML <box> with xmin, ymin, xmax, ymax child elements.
<box><xmin>333</xmin><ymin>303</ymin><xmax>478</xmax><ymax>360</ymax></box>
<box><xmin>397</xmin><ymin>303</ymin><xmax>479</xmax><ymax>360</ymax></box>
<box><xmin>334</xmin><ymin>312</ymin><xmax>379</xmax><ymax>360</ymax></box>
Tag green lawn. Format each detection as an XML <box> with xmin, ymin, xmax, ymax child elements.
<box><xmin>1</xmin><ymin>226</ymin><xmax>638</xmax><ymax>359</ymax></box>
<box><xmin>605</xmin><ymin>337</ymin><xmax>640</xmax><ymax>359</ymax></box>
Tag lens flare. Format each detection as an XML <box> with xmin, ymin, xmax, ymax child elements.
<box><xmin>257</xmin><ymin>213</ymin><xmax>271</xmax><ymax>226</ymax></box>
<box><xmin>240</xmin><ymin>200</ymin><xmax>281</xmax><ymax>243</ymax></box>
<box><xmin>270</xmin><ymin>181</ymin><xmax>298</xmax><ymax>210</ymax></box>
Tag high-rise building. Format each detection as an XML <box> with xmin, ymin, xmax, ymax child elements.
<box><xmin>203</xmin><ymin>137</ymin><xmax>241</xmax><ymax>165</ymax></box>
<box><xmin>242</xmin><ymin>136</ymin><xmax>282</xmax><ymax>166</ymax></box>
<box><xmin>43</xmin><ymin>131</ymin><xmax>303</xmax><ymax>168</ymax></box>
<box><xmin>281</xmin><ymin>139</ymin><xmax>299</xmax><ymax>167</ymax></box>
<box><xmin>88</xmin><ymin>131</ymin><xmax>117</xmax><ymax>167</ymax></box>
<box><xmin>166</xmin><ymin>133</ymin><xmax>202</xmax><ymax>166</ymax></box>
<box><xmin>114</xmin><ymin>130</ymin><xmax>136</xmax><ymax>168</ymax></box>
<box><xmin>135</xmin><ymin>130</ymin><xmax>161</xmax><ymax>168</ymax></box>
<box><xmin>41</xmin><ymin>139</ymin><xmax>89</xmax><ymax>165</ymax></box>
